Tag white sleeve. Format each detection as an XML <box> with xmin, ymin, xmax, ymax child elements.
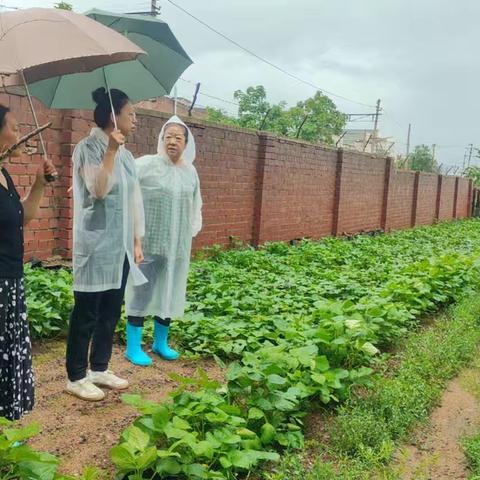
<box><xmin>133</xmin><ymin>177</ymin><xmax>145</xmax><ymax>240</ymax></box>
<box><xmin>192</xmin><ymin>168</ymin><xmax>203</xmax><ymax>237</ymax></box>
<box><xmin>75</xmin><ymin>141</ymin><xmax>115</xmax><ymax>200</ymax></box>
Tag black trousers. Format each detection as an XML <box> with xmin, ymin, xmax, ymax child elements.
<box><xmin>127</xmin><ymin>315</ymin><xmax>171</xmax><ymax>327</ymax></box>
<box><xmin>66</xmin><ymin>259</ymin><xmax>129</xmax><ymax>382</ymax></box>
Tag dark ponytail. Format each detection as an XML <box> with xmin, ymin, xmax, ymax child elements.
<box><xmin>91</xmin><ymin>87</ymin><xmax>130</xmax><ymax>129</ymax></box>
<box><xmin>0</xmin><ymin>104</ymin><xmax>10</xmax><ymax>130</ymax></box>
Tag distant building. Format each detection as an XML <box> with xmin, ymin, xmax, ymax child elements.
<box><xmin>335</xmin><ymin>129</ymin><xmax>393</xmax><ymax>155</ymax></box>
<box><xmin>135</xmin><ymin>96</ymin><xmax>207</xmax><ymax>120</ymax></box>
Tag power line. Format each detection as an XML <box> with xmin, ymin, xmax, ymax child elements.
<box><xmin>179</xmin><ymin>77</ymin><xmax>240</xmax><ymax>107</ymax></box>
<box><xmin>164</xmin><ymin>0</ymin><xmax>375</xmax><ymax>108</ymax></box>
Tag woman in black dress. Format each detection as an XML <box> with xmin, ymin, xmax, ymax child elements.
<box><xmin>0</xmin><ymin>104</ymin><xmax>56</xmax><ymax>420</ymax></box>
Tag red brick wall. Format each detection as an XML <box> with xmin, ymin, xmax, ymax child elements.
<box><xmin>457</xmin><ymin>178</ymin><xmax>471</xmax><ymax>218</ymax></box>
<box><xmin>0</xmin><ymin>94</ymin><xmax>74</xmax><ymax>260</ymax></box>
<box><xmin>439</xmin><ymin>176</ymin><xmax>456</xmax><ymax>220</ymax></box>
<box><xmin>0</xmin><ymin>98</ymin><xmax>471</xmax><ymax>261</ymax></box>
<box><xmin>416</xmin><ymin>173</ymin><xmax>438</xmax><ymax>226</ymax></box>
<box><xmin>337</xmin><ymin>152</ymin><xmax>386</xmax><ymax>234</ymax></box>
<box><xmin>388</xmin><ymin>171</ymin><xmax>416</xmax><ymax>231</ymax></box>
<box><xmin>257</xmin><ymin>137</ymin><xmax>337</xmax><ymax>243</ymax></box>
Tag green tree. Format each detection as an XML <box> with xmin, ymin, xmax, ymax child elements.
<box><xmin>54</xmin><ymin>2</ymin><xmax>73</xmax><ymax>10</ymax></box>
<box><xmin>234</xmin><ymin>85</ymin><xmax>282</xmax><ymax>130</ymax></box>
<box><xmin>465</xmin><ymin>166</ymin><xmax>480</xmax><ymax>186</ymax></box>
<box><xmin>408</xmin><ymin>145</ymin><xmax>438</xmax><ymax>172</ymax></box>
<box><xmin>207</xmin><ymin>85</ymin><xmax>346</xmax><ymax>145</ymax></box>
<box><xmin>283</xmin><ymin>92</ymin><xmax>347</xmax><ymax>144</ymax></box>
<box><xmin>205</xmin><ymin>107</ymin><xmax>238</xmax><ymax>127</ymax></box>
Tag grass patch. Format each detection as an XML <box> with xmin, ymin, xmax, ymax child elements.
<box><xmin>464</xmin><ymin>433</ymin><xmax>480</xmax><ymax>479</ymax></box>
<box><xmin>266</xmin><ymin>290</ymin><xmax>480</xmax><ymax>479</ymax></box>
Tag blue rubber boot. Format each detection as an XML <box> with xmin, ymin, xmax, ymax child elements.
<box><xmin>152</xmin><ymin>320</ymin><xmax>179</xmax><ymax>361</ymax></box>
<box><xmin>125</xmin><ymin>323</ymin><xmax>152</xmax><ymax>367</ymax></box>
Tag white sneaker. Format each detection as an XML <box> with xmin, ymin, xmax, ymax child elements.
<box><xmin>66</xmin><ymin>378</ymin><xmax>105</xmax><ymax>402</ymax></box>
<box><xmin>88</xmin><ymin>370</ymin><xmax>129</xmax><ymax>390</ymax></box>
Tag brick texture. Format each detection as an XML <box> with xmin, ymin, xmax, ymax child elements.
<box><xmin>388</xmin><ymin>170</ymin><xmax>416</xmax><ymax>231</ymax></box>
<box><xmin>415</xmin><ymin>173</ymin><xmax>438</xmax><ymax>226</ymax></box>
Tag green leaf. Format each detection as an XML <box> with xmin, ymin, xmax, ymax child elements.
<box><xmin>136</xmin><ymin>446</ymin><xmax>158</xmax><ymax>470</ymax></box>
<box><xmin>110</xmin><ymin>444</ymin><xmax>137</xmax><ymax>471</ymax></box>
<box><xmin>152</xmin><ymin>406</ymin><xmax>170</xmax><ymax>430</ymax></box>
<box><xmin>18</xmin><ymin>456</ymin><xmax>59</xmax><ymax>480</ymax></box>
<box><xmin>157</xmin><ymin>450</ymin><xmax>181</xmax><ymax>459</ymax></box>
<box><xmin>290</xmin><ymin>345</ymin><xmax>318</xmax><ymax>365</ymax></box>
<box><xmin>361</xmin><ymin>341</ymin><xmax>380</xmax><ymax>355</ymax></box>
<box><xmin>267</xmin><ymin>374</ymin><xmax>287</xmax><ymax>385</ymax></box>
<box><xmin>315</xmin><ymin>355</ymin><xmax>330</xmax><ymax>372</ymax></box>
<box><xmin>248</xmin><ymin>407</ymin><xmax>265</xmax><ymax>420</ymax></box>
<box><xmin>237</xmin><ymin>428</ymin><xmax>256</xmax><ymax>438</ymax></box>
<box><xmin>156</xmin><ymin>457</ymin><xmax>182</xmax><ymax>475</ymax></box>
<box><xmin>219</xmin><ymin>456</ymin><xmax>232</xmax><ymax>469</ymax></box>
<box><xmin>123</xmin><ymin>425</ymin><xmax>149</xmax><ymax>452</ymax></box>
<box><xmin>311</xmin><ymin>372</ymin><xmax>326</xmax><ymax>385</ymax></box>
<box><xmin>172</xmin><ymin>416</ymin><xmax>191</xmax><ymax>430</ymax></box>
<box><xmin>260</xmin><ymin>423</ymin><xmax>276</xmax><ymax>445</ymax></box>
<box><xmin>4</xmin><ymin>423</ymin><xmax>41</xmax><ymax>442</ymax></box>
<box><xmin>190</xmin><ymin>440</ymin><xmax>214</xmax><ymax>460</ymax></box>
<box><xmin>163</xmin><ymin>423</ymin><xmax>191</xmax><ymax>439</ymax></box>
<box><xmin>183</xmin><ymin>463</ymin><xmax>208</xmax><ymax>478</ymax></box>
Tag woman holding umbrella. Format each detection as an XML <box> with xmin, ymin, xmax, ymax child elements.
<box><xmin>124</xmin><ymin>115</ymin><xmax>202</xmax><ymax>366</ymax></box>
<box><xmin>0</xmin><ymin>105</ymin><xmax>56</xmax><ymax>420</ymax></box>
<box><xmin>65</xmin><ymin>87</ymin><xmax>146</xmax><ymax>402</ymax></box>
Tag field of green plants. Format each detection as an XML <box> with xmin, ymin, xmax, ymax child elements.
<box><xmin>3</xmin><ymin>219</ymin><xmax>480</xmax><ymax>479</ymax></box>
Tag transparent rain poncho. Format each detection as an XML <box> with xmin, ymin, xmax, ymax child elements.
<box><xmin>125</xmin><ymin>116</ymin><xmax>202</xmax><ymax>319</ymax></box>
<box><xmin>72</xmin><ymin>127</ymin><xmax>146</xmax><ymax>292</ymax></box>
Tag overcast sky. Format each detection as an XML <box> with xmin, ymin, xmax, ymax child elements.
<box><xmin>8</xmin><ymin>0</ymin><xmax>480</xmax><ymax>169</ymax></box>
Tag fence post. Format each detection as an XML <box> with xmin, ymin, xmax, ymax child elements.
<box><xmin>332</xmin><ymin>148</ymin><xmax>344</xmax><ymax>236</ymax></box>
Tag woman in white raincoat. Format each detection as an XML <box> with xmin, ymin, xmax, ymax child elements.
<box><xmin>65</xmin><ymin>87</ymin><xmax>146</xmax><ymax>401</ymax></box>
<box><xmin>124</xmin><ymin>115</ymin><xmax>202</xmax><ymax>366</ymax></box>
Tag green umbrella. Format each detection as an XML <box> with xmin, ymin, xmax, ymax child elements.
<box><xmin>28</xmin><ymin>9</ymin><xmax>193</xmax><ymax>110</ymax></box>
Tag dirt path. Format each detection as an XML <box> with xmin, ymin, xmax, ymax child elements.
<box><xmin>18</xmin><ymin>340</ymin><xmax>222</xmax><ymax>476</ymax></box>
<box><xmin>394</xmin><ymin>374</ymin><xmax>480</xmax><ymax>480</ymax></box>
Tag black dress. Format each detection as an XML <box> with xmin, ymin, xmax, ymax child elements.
<box><xmin>0</xmin><ymin>167</ymin><xmax>34</xmax><ymax>420</ymax></box>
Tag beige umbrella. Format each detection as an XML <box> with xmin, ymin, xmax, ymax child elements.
<box><xmin>0</xmin><ymin>7</ymin><xmax>144</xmax><ymax>86</ymax></box>
<box><xmin>0</xmin><ymin>7</ymin><xmax>146</xmax><ymax>180</ymax></box>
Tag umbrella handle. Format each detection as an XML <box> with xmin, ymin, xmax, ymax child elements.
<box><xmin>21</xmin><ymin>71</ymin><xmax>57</xmax><ymax>183</ymax></box>
<box><xmin>103</xmin><ymin>69</ymin><xmax>119</xmax><ymax>131</ymax></box>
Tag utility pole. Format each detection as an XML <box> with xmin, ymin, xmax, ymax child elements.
<box><xmin>468</xmin><ymin>143</ymin><xmax>474</xmax><ymax>168</ymax></box>
<box><xmin>126</xmin><ymin>0</ymin><xmax>160</xmax><ymax>15</ymax></box>
<box><xmin>431</xmin><ymin>144</ymin><xmax>436</xmax><ymax>162</ymax></box>
<box><xmin>372</xmin><ymin>98</ymin><xmax>381</xmax><ymax>154</ymax></box>
<box><xmin>406</xmin><ymin>123</ymin><xmax>411</xmax><ymax>158</ymax></box>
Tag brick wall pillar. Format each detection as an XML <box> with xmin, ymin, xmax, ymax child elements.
<box><xmin>381</xmin><ymin>157</ymin><xmax>394</xmax><ymax>231</ymax></box>
<box><xmin>435</xmin><ymin>175</ymin><xmax>443</xmax><ymax>221</ymax></box>
<box><xmin>411</xmin><ymin>171</ymin><xmax>420</xmax><ymax>227</ymax></box>
<box><xmin>453</xmin><ymin>177</ymin><xmax>459</xmax><ymax>218</ymax></box>
<box><xmin>332</xmin><ymin>148</ymin><xmax>344</xmax><ymax>236</ymax></box>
